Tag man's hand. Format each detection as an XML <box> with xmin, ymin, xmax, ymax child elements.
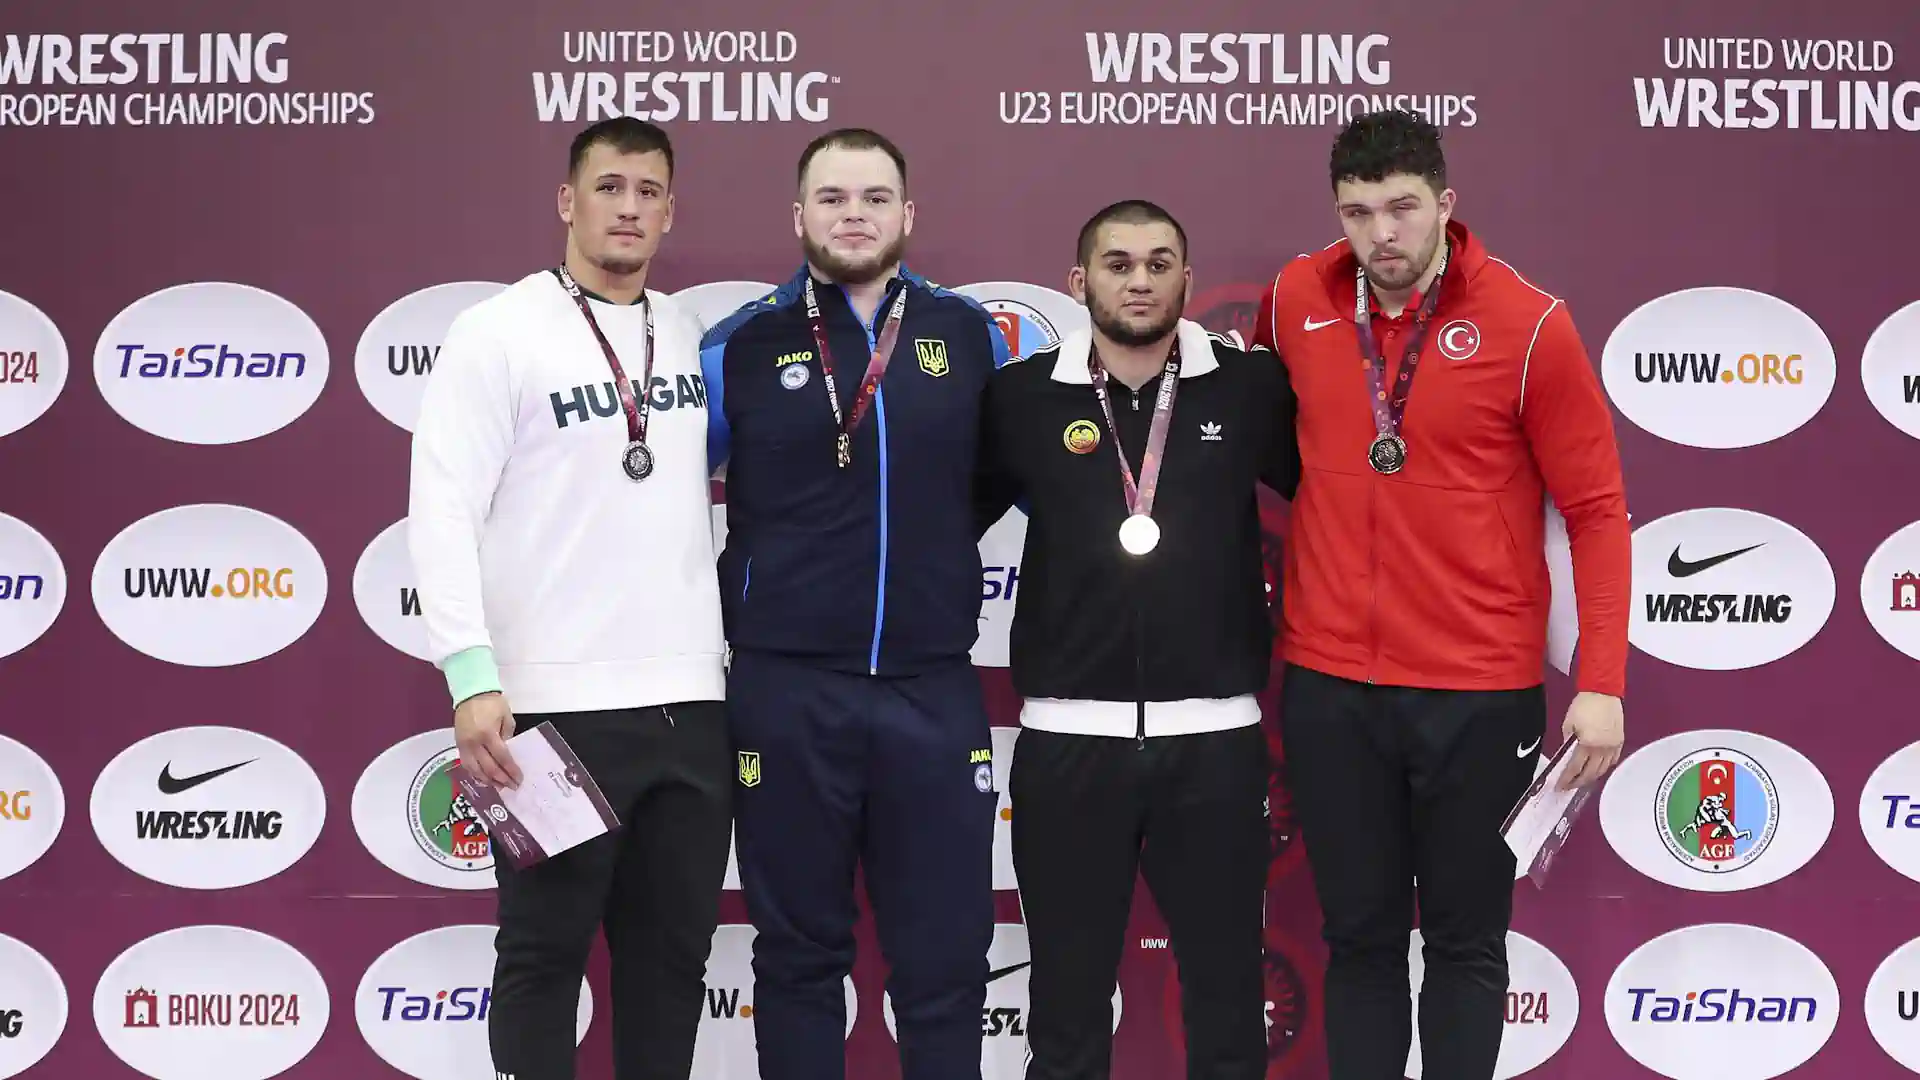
<box><xmin>1558</xmin><ymin>691</ymin><xmax>1623</xmax><ymax>790</ymax></box>
<box><xmin>454</xmin><ymin>692</ymin><xmax>522</xmax><ymax>789</ymax></box>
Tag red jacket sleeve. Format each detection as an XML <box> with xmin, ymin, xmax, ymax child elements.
<box><xmin>1252</xmin><ymin>270</ymin><xmax>1283</xmax><ymax>354</ymax></box>
<box><xmin>1519</xmin><ymin>301</ymin><xmax>1632</xmax><ymax>699</ymax></box>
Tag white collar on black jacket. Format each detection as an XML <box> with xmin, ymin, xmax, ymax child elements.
<box><xmin>1047</xmin><ymin>318</ymin><xmax>1222</xmax><ymax>384</ymax></box>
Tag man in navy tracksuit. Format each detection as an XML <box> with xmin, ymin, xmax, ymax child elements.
<box><xmin>700</xmin><ymin>128</ymin><xmax>1012</xmax><ymax>1080</ymax></box>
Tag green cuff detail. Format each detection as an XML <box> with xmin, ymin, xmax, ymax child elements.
<box><xmin>443</xmin><ymin>646</ymin><xmax>503</xmax><ymax>706</ymax></box>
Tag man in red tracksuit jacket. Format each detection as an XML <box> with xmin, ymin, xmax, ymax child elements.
<box><xmin>1253</xmin><ymin>109</ymin><xmax>1631</xmax><ymax>1080</ymax></box>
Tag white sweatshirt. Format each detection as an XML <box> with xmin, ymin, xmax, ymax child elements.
<box><xmin>406</xmin><ymin>268</ymin><xmax>725</xmax><ymax>713</ymax></box>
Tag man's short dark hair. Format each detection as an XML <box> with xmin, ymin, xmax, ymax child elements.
<box><xmin>1329</xmin><ymin>109</ymin><xmax>1447</xmax><ymax>194</ymax></box>
<box><xmin>795</xmin><ymin>128</ymin><xmax>908</xmax><ymax>194</ymax></box>
<box><xmin>1075</xmin><ymin>200</ymin><xmax>1189</xmax><ymax>267</ymax></box>
<box><xmin>568</xmin><ymin>117</ymin><xmax>675</xmax><ymax>184</ymax></box>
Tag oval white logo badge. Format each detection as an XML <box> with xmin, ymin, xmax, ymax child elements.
<box><xmin>0</xmin><ymin>932</ymin><xmax>67</xmax><ymax>1079</ymax></box>
<box><xmin>91</xmin><ymin>504</ymin><xmax>328</xmax><ymax>667</ymax></box>
<box><xmin>692</xmin><ymin>924</ymin><xmax>855</xmax><ymax>1077</ymax></box>
<box><xmin>1629</xmin><ymin>507</ymin><xmax>1835</xmax><ymax>670</ymax></box>
<box><xmin>670</xmin><ymin>280</ymin><xmax>779</xmax><ymax>335</ymax></box>
<box><xmin>1599</xmin><ymin>728</ymin><xmax>1832</xmax><ymax>892</ymax></box>
<box><xmin>1605</xmin><ymin>923</ymin><xmax>1838</xmax><ymax>1079</ymax></box>
<box><xmin>89</xmin><ymin>725</ymin><xmax>327</xmax><ymax>890</ymax></box>
<box><xmin>353</xmin><ymin>517</ymin><xmax>429</xmax><ymax>661</ymax></box>
<box><xmin>951</xmin><ymin>281</ymin><xmax>1088</xmax><ymax>362</ymax></box>
<box><xmin>93</xmin><ymin>925</ymin><xmax>330</xmax><ymax>1080</ymax></box>
<box><xmin>1860</xmin><ymin>739</ymin><xmax>1920</xmax><ymax>884</ymax></box>
<box><xmin>1861</xmin><ymin>519</ymin><xmax>1920</xmax><ymax>662</ymax></box>
<box><xmin>1406</xmin><ymin>930</ymin><xmax>1576</xmax><ymax>1078</ymax></box>
<box><xmin>93</xmin><ymin>282</ymin><xmax>329</xmax><ymax>445</ymax></box>
<box><xmin>355</xmin><ymin>281</ymin><xmax>505</xmax><ymax>432</ymax></box>
<box><xmin>1600</xmin><ymin>286</ymin><xmax>1835</xmax><ymax>449</ymax></box>
<box><xmin>351</xmin><ymin>728</ymin><xmax>496</xmax><ymax>890</ymax></box>
<box><xmin>880</xmin><ymin>922</ymin><xmax>1118</xmax><ymax>1076</ymax></box>
<box><xmin>0</xmin><ymin>289</ymin><xmax>70</xmax><ymax>439</ymax></box>
<box><xmin>1865</xmin><ymin>934</ymin><xmax>1920</xmax><ymax>1072</ymax></box>
<box><xmin>356</xmin><ymin>924</ymin><xmax>591</xmax><ymax>1080</ymax></box>
<box><xmin>0</xmin><ymin>512</ymin><xmax>65</xmax><ymax>662</ymax></box>
<box><xmin>0</xmin><ymin>733</ymin><xmax>64</xmax><ymax>883</ymax></box>
<box><xmin>1861</xmin><ymin>300</ymin><xmax>1920</xmax><ymax>442</ymax></box>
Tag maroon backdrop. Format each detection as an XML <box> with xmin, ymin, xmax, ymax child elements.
<box><xmin>2</xmin><ymin>3</ymin><xmax>1917</xmax><ymax>1078</ymax></box>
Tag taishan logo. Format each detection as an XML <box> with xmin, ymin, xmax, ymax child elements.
<box><xmin>1620</xmin><ymin>986</ymin><xmax>1819</xmax><ymax>1024</ymax></box>
<box><xmin>111</xmin><ymin>343</ymin><xmax>307</xmax><ymax>381</ymax></box>
<box><xmin>92</xmin><ymin>282</ymin><xmax>330</xmax><ymax>446</ymax></box>
<box><xmin>123</xmin><ymin>566</ymin><xmax>295</xmax><ymax>600</ymax></box>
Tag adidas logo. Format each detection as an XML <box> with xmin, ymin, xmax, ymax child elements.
<box><xmin>1200</xmin><ymin>421</ymin><xmax>1222</xmax><ymax>442</ymax></box>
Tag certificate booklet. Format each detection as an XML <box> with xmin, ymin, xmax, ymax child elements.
<box><xmin>1500</xmin><ymin>737</ymin><xmax>1599</xmax><ymax>888</ymax></box>
<box><xmin>458</xmin><ymin>722</ymin><xmax>620</xmax><ymax>870</ymax></box>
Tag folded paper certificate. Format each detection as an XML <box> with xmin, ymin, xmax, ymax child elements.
<box><xmin>456</xmin><ymin>723</ymin><xmax>620</xmax><ymax>870</ymax></box>
<box><xmin>1501</xmin><ymin>737</ymin><xmax>1599</xmax><ymax>888</ymax></box>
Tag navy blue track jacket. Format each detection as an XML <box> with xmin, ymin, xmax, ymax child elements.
<box><xmin>701</xmin><ymin>265</ymin><xmax>1013</xmax><ymax>677</ymax></box>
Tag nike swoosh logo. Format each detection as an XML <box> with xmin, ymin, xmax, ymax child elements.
<box><xmin>988</xmin><ymin>961</ymin><xmax>1031</xmax><ymax>982</ymax></box>
<box><xmin>1516</xmin><ymin>737</ymin><xmax>1541</xmax><ymax>757</ymax></box>
<box><xmin>1303</xmin><ymin>317</ymin><xmax>1339</xmax><ymax>331</ymax></box>
<box><xmin>1667</xmin><ymin>543</ymin><xmax>1764</xmax><ymax>579</ymax></box>
<box><xmin>157</xmin><ymin>759</ymin><xmax>254</xmax><ymax>795</ymax></box>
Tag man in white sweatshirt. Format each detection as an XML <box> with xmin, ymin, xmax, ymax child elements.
<box><xmin>407</xmin><ymin>117</ymin><xmax>731</xmax><ymax>1080</ymax></box>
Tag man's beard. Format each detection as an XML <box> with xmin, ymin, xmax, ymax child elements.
<box><xmin>1363</xmin><ymin>230</ymin><xmax>1441</xmax><ymax>292</ymax></box>
<box><xmin>1088</xmin><ymin>292</ymin><xmax>1184</xmax><ymax>348</ymax></box>
<box><xmin>589</xmin><ymin>252</ymin><xmax>647</xmax><ymax>277</ymax></box>
<box><xmin>803</xmin><ymin>232</ymin><xmax>905</xmax><ymax>285</ymax></box>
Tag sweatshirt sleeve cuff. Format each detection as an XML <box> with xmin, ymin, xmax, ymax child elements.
<box><xmin>442</xmin><ymin>646</ymin><xmax>503</xmax><ymax>706</ymax></box>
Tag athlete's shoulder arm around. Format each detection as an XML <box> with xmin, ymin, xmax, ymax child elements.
<box><xmin>408</xmin><ymin>306</ymin><xmax>516</xmax><ymax>707</ymax></box>
<box><xmin>698</xmin><ymin>323</ymin><xmax>733</xmax><ymax>479</ymax></box>
<box><xmin>967</xmin><ymin>301</ymin><xmax>1022</xmax><ymax>538</ymax></box>
<box><xmin>1520</xmin><ymin>298</ymin><xmax>1631</xmax><ymax>700</ymax></box>
<box><xmin>1247</xmin><ymin>341</ymin><xmax>1301</xmax><ymax>501</ymax></box>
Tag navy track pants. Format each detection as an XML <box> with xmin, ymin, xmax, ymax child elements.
<box><xmin>727</xmin><ymin>648</ymin><xmax>997</xmax><ymax>1080</ymax></box>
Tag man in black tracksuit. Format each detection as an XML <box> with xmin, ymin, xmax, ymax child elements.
<box><xmin>699</xmin><ymin>129</ymin><xmax>1011</xmax><ymax>1080</ymax></box>
<box><xmin>975</xmin><ymin>200</ymin><xmax>1299</xmax><ymax>1080</ymax></box>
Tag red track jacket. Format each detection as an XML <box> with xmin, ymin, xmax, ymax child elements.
<box><xmin>1253</xmin><ymin>219</ymin><xmax>1630</xmax><ymax>697</ymax></box>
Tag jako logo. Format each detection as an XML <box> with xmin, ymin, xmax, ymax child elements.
<box><xmin>92</xmin><ymin>282</ymin><xmax>330</xmax><ymax>445</ymax></box>
<box><xmin>1860</xmin><ymin>299</ymin><xmax>1920</xmax><ymax>442</ymax></box>
<box><xmin>357</xmin><ymin>925</ymin><xmax>590</xmax><ymax>1080</ymax></box>
<box><xmin>1628</xmin><ymin>507</ymin><xmax>1834</xmax><ymax>671</ymax></box>
<box><xmin>352</xmin><ymin>518</ymin><xmax>431</xmax><ymax>662</ymax></box>
<box><xmin>0</xmin><ymin>932</ymin><xmax>64</xmax><ymax>1077</ymax></box>
<box><xmin>351</xmin><ymin>730</ymin><xmax>498</xmax><ymax>891</ymax></box>
<box><xmin>0</xmin><ymin>511</ymin><xmax>66</xmax><ymax>662</ymax></box>
<box><xmin>1600</xmin><ymin>729</ymin><xmax>1832</xmax><ymax>894</ymax></box>
<box><xmin>1606</xmin><ymin>924</ymin><xmax>1837</xmax><ymax>1080</ymax></box>
<box><xmin>92</xmin><ymin>925</ymin><xmax>330</xmax><ymax>1080</ymax></box>
<box><xmin>1600</xmin><ymin>286</ymin><xmax>1835</xmax><ymax>449</ymax></box>
<box><xmin>1406</xmin><ymin>930</ymin><xmax>1576</xmax><ymax>1078</ymax></box>
<box><xmin>0</xmin><ymin>734</ymin><xmax>64</xmax><ymax>883</ymax></box>
<box><xmin>970</xmin><ymin>508</ymin><xmax>1027</xmax><ymax>670</ymax></box>
<box><xmin>1864</xmin><ymin>934</ymin><xmax>1920</xmax><ymax>1071</ymax></box>
<box><xmin>1858</xmin><ymin>739</ymin><xmax>1920</xmax><ymax>886</ymax></box>
<box><xmin>354</xmin><ymin>281</ymin><xmax>506</xmax><ymax>433</ymax></box>
<box><xmin>89</xmin><ymin>725</ymin><xmax>326</xmax><ymax>891</ymax></box>
<box><xmin>91</xmin><ymin>504</ymin><xmax>328</xmax><ymax>668</ymax></box>
<box><xmin>0</xmin><ymin>287</ymin><xmax>71</xmax><ymax>440</ymax></box>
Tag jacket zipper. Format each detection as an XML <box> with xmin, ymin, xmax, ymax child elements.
<box><xmin>1366</xmin><ymin>457</ymin><xmax>1378</xmax><ymax>684</ymax></box>
<box><xmin>865</xmin><ymin>299</ymin><xmax>889</xmax><ymax>677</ymax></box>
